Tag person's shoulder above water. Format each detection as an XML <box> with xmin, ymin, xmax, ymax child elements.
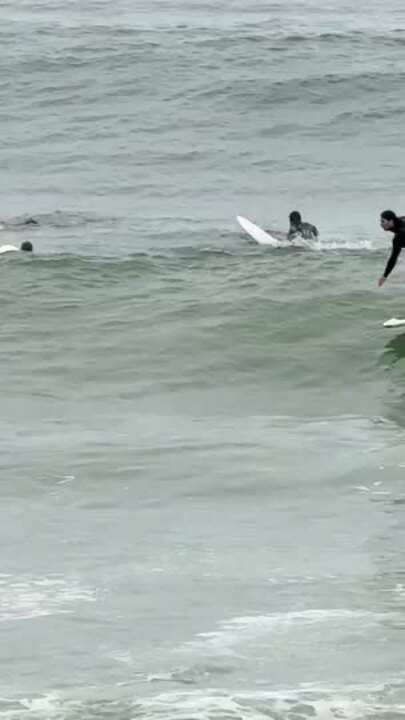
<box><xmin>300</xmin><ymin>221</ymin><xmax>318</xmax><ymax>239</ymax></box>
<box><xmin>287</xmin><ymin>210</ymin><xmax>318</xmax><ymax>240</ymax></box>
<box><xmin>0</xmin><ymin>240</ymin><xmax>34</xmax><ymax>255</ymax></box>
<box><xmin>396</xmin><ymin>215</ymin><xmax>405</xmax><ymax>239</ymax></box>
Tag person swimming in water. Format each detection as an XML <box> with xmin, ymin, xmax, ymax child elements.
<box><xmin>21</xmin><ymin>240</ymin><xmax>33</xmax><ymax>251</ymax></box>
<box><xmin>287</xmin><ymin>211</ymin><xmax>318</xmax><ymax>241</ymax></box>
<box><xmin>0</xmin><ymin>240</ymin><xmax>33</xmax><ymax>254</ymax></box>
<box><xmin>0</xmin><ymin>217</ymin><xmax>38</xmax><ymax>231</ymax></box>
<box><xmin>378</xmin><ymin>210</ymin><xmax>405</xmax><ymax>286</ymax></box>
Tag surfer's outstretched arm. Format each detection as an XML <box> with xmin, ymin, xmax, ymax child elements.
<box><xmin>379</xmin><ymin>238</ymin><xmax>402</xmax><ymax>286</ymax></box>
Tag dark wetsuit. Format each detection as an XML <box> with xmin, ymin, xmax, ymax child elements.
<box><xmin>383</xmin><ymin>218</ymin><xmax>405</xmax><ymax>279</ymax></box>
<box><xmin>288</xmin><ymin>221</ymin><xmax>318</xmax><ymax>241</ymax></box>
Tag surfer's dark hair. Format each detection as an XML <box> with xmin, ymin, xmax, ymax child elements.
<box><xmin>20</xmin><ymin>241</ymin><xmax>33</xmax><ymax>252</ymax></box>
<box><xmin>381</xmin><ymin>210</ymin><xmax>397</xmax><ymax>222</ymax></box>
<box><xmin>289</xmin><ymin>211</ymin><xmax>301</xmax><ymax>226</ymax></box>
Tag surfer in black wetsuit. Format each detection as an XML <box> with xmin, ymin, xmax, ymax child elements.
<box><xmin>378</xmin><ymin>210</ymin><xmax>405</xmax><ymax>287</ymax></box>
<box><xmin>288</xmin><ymin>211</ymin><xmax>318</xmax><ymax>241</ymax></box>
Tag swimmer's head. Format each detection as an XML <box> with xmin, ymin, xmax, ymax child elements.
<box><xmin>20</xmin><ymin>241</ymin><xmax>33</xmax><ymax>252</ymax></box>
<box><xmin>380</xmin><ymin>210</ymin><xmax>398</xmax><ymax>232</ymax></box>
<box><xmin>289</xmin><ymin>211</ymin><xmax>302</xmax><ymax>228</ymax></box>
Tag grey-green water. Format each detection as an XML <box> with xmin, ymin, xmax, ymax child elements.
<box><xmin>2</xmin><ymin>1</ymin><xmax>405</xmax><ymax>718</ymax></box>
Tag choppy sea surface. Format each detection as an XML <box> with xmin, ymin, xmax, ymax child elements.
<box><xmin>2</xmin><ymin>1</ymin><xmax>405</xmax><ymax>718</ymax></box>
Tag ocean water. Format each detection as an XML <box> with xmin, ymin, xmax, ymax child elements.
<box><xmin>2</xmin><ymin>1</ymin><xmax>405</xmax><ymax>718</ymax></box>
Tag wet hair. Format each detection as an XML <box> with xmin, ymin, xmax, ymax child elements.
<box><xmin>20</xmin><ymin>240</ymin><xmax>33</xmax><ymax>252</ymax></box>
<box><xmin>381</xmin><ymin>210</ymin><xmax>397</xmax><ymax>223</ymax></box>
<box><xmin>289</xmin><ymin>211</ymin><xmax>302</xmax><ymax>226</ymax></box>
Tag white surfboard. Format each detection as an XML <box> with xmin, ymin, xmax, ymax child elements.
<box><xmin>0</xmin><ymin>244</ymin><xmax>19</xmax><ymax>254</ymax></box>
<box><xmin>236</xmin><ymin>216</ymin><xmax>280</xmax><ymax>246</ymax></box>
<box><xmin>384</xmin><ymin>317</ymin><xmax>405</xmax><ymax>328</ymax></box>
